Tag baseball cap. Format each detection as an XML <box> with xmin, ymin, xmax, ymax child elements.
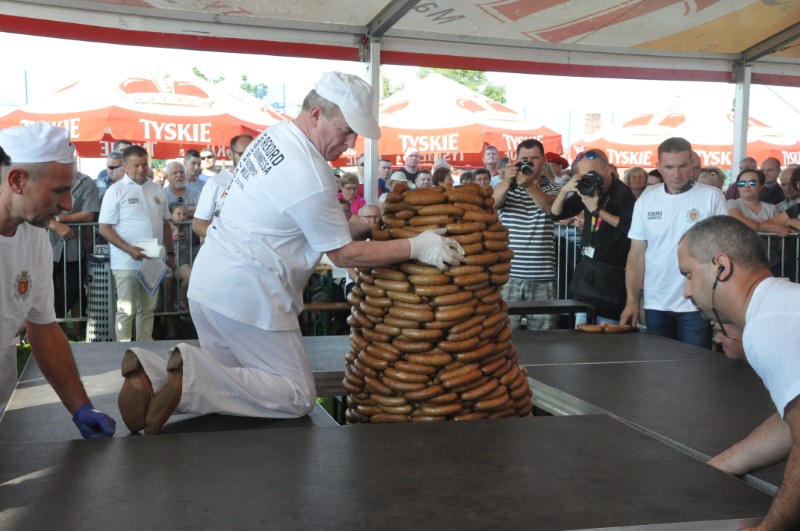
<box><xmin>0</xmin><ymin>122</ymin><xmax>76</xmax><ymax>164</ymax></box>
<box><xmin>315</xmin><ymin>72</ymin><xmax>381</xmax><ymax>140</ymax></box>
<box><xmin>546</xmin><ymin>152</ymin><xmax>569</xmax><ymax>167</ymax></box>
<box><xmin>389</xmin><ymin>171</ymin><xmax>409</xmax><ymax>182</ymax></box>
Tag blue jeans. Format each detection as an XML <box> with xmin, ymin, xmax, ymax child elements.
<box><xmin>644</xmin><ymin>310</ymin><xmax>712</xmax><ymax>349</ymax></box>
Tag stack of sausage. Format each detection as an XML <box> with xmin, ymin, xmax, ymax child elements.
<box><xmin>343</xmin><ymin>182</ymin><xmax>533</xmax><ymax>423</ymax></box>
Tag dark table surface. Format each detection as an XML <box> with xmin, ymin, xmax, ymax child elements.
<box><xmin>0</xmin><ymin>415</ymin><xmax>770</xmax><ymax>531</ymax></box>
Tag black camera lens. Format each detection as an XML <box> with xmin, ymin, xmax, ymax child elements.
<box><xmin>515</xmin><ymin>161</ymin><xmax>533</xmax><ymax>175</ymax></box>
<box><xmin>577</xmin><ymin>170</ymin><xmax>603</xmax><ymax>196</ymax></box>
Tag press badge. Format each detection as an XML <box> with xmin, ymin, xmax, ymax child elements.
<box><xmin>583</xmin><ymin>246</ymin><xmax>595</xmax><ymax>258</ymax></box>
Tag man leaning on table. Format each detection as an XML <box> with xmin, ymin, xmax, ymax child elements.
<box><xmin>117</xmin><ymin>72</ymin><xmax>465</xmax><ymax>435</ymax></box>
<box><xmin>0</xmin><ymin>122</ymin><xmax>115</xmax><ymax>438</ymax></box>
<box><xmin>679</xmin><ymin>215</ymin><xmax>800</xmax><ymax>531</ymax></box>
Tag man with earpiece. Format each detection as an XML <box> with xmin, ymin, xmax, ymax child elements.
<box><xmin>679</xmin><ymin>215</ymin><xmax>800</xmax><ymax>531</ymax></box>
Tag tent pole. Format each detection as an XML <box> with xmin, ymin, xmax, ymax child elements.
<box><xmin>732</xmin><ymin>61</ymin><xmax>751</xmax><ymax>175</ymax></box>
<box><xmin>364</xmin><ymin>36</ymin><xmax>381</xmax><ymax>205</ymax></box>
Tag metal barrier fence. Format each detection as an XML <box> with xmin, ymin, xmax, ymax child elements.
<box><xmin>53</xmin><ymin>222</ymin><xmax>799</xmax><ymax>333</ymax></box>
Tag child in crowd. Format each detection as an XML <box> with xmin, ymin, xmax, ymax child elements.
<box><xmin>168</xmin><ymin>202</ymin><xmax>193</xmax><ymax>313</ymax></box>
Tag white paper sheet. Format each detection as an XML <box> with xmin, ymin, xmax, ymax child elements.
<box><xmin>136</xmin><ymin>258</ymin><xmax>171</xmax><ymax>296</ymax></box>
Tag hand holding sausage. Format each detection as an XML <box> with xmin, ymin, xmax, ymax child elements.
<box><xmin>409</xmin><ymin>229</ymin><xmax>466</xmax><ymax>271</ymax></box>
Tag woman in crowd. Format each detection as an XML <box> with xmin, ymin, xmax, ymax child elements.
<box><xmin>764</xmin><ymin>166</ymin><xmax>800</xmax><ymax>232</ymax></box>
<box><xmin>459</xmin><ymin>170</ymin><xmax>475</xmax><ymax>184</ymax></box>
<box><xmin>647</xmin><ymin>169</ymin><xmax>663</xmax><ymax>186</ymax></box>
<box><xmin>697</xmin><ymin>166</ymin><xmax>725</xmax><ymax>189</ymax></box>
<box><xmin>726</xmin><ymin>168</ymin><xmax>778</xmax><ymax>230</ymax></box>
<box><xmin>623</xmin><ymin>166</ymin><xmax>648</xmax><ymax>199</ymax></box>
<box><xmin>337</xmin><ymin>172</ymin><xmax>366</xmax><ymax>217</ymax></box>
<box><xmin>432</xmin><ymin>166</ymin><xmax>453</xmax><ymax>187</ymax></box>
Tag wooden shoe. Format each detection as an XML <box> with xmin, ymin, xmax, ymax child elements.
<box><xmin>144</xmin><ymin>348</ymin><xmax>183</xmax><ymax>435</ymax></box>
<box><xmin>118</xmin><ymin>349</ymin><xmax>153</xmax><ymax>433</ymax></box>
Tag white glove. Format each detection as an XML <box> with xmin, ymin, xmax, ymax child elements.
<box><xmin>409</xmin><ymin>229</ymin><xmax>466</xmax><ymax>270</ymax></box>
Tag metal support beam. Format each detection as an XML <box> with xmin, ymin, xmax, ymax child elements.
<box><xmin>741</xmin><ymin>21</ymin><xmax>800</xmax><ymax>63</ymax></box>
<box><xmin>368</xmin><ymin>0</ymin><xmax>418</xmax><ymax>38</ymax></box>
<box><xmin>363</xmin><ymin>36</ymin><xmax>382</xmax><ymax>204</ymax></box>
<box><xmin>732</xmin><ymin>61</ymin><xmax>752</xmax><ymax>174</ymax></box>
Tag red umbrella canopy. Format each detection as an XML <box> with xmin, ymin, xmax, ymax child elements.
<box><xmin>571</xmin><ymin>108</ymin><xmax>800</xmax><ymax>170</ymax></box>
<box><xmin>0</xmin><ymin>68</ymin><xmax>291</xmax><ymax>159</ymax></box>
<box><xmin>334</xmin><ymin>73</ymin><xmax>562</xmax><ymax>167</ymax></box>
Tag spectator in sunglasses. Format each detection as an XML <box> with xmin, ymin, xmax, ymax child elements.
<box><xmin>697</xmin><ymin>166</ymin><xmax>725</xmax><ymax>190</ymax></box>
<box><xmin>726</xmin><ymin>168</ymin><xmax>778</xmax><ymax>231</ymax></box>
<box><xmin>199</xmin><ymin>148</ymin><xmax>218</xmax><ymax>182</ymax></box>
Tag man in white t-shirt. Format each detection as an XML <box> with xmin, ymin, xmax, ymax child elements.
<box><xmin>620</xmin><ymin>137</ymin><xmax>727</xmax><ymax>348</ymax></box>
<box><xmin>0</xmin><ymin>122</ymin><xmax>115</xmax><ymax>438</ymax></box>
<box><xmin>678</xmin><ymin>215</ymin><xmax>800</xmax><ymax>531</ymax></box>
<box><xmin>98</xmin><ymin>145</ymin><xmax>173</xmax><ymax>342</ymax></box>
<box><xmin>192</xmin><ymin>134</ymin><xmax>254</xmax><ymax>239</ymax></box>
<box><xmin>118</xmin><ymin>72</ymin><xmax>465</xmax><ymax>435</ymax></box>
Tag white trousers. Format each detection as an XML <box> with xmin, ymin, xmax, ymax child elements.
<box><xmin>132</xmin><ymin>301</ymin><xmax>316</xmax><ymax>418</ymax></box>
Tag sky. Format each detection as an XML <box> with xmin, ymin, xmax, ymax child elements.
<box><xmin>1</xmin><ymin>30</ymin><xmax>800</xmax><ymax>163</ymax></box>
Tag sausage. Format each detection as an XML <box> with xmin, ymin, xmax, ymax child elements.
<box><xmin>500</xmin><ymin>366</ymin><xmax>521</xmax><ymax>386</ymax></box>
<box><xmin>414</xmin><ymin>284</ymin><xmax>459</xmax><ymax>297</ymax></box>
<box><xmin>386</xmin><ymin>289</ymin><xmax>424</xmax><ymax>304</ymax></box>
<box><xmin>488</xmin><ymin>261</ymin><xmax>512</xmax><ymax>274</ymax></box>
<box><xmin>508</xmin><ymin>370</ymin><xmax>528</xmax><ymax>391</ymax></box>
<box><xmin>463</xmin><ymin>210</ymin><xmax>498</xmax><ymax>224</ymax></box>
<box><xmin>345</xmin><ymin>349</ymin><xmax>357</xmax><ymax>364</ymax></box>
<box><xmin>496</xmin><ymin>248</ymin><xmax>515</xmax><ymax>262</ymax></box>
<box><xmin>576</xmin><ymin>324</ymin><xmax>605</xmax><ymax>333</ymax></box>
<box><xmin>388</xmin><ymin>306</ymin><xmax>434</xmax><ymax>323</ymax></box>
<box><xmin>484</xmin><ymin>197</ymin><xmax>495</xmax><ymax>207</ymax></box>
<box><xmin>460</xmin><ymin>242</ymin><xmax>485</xmax><ymax>255</ymax></box>
<box><xmin>449</xmin><ymin>375</ymin><xmax>490</xmax><ymax>395</ymax></box>
<box><xmin>423</xmin><ymin>319</ymin><xmax>461</xmax><ymax>330</ymax></box>
<box><xmin>384</xmin><ymin>367</ymin><xmax>431</xmax><ymax>384</ymax></box>
<box><xmin>495</xmin><ymin>324</ymin><xmax>513</xmax><ymax>343</ymax></box>
<box><xmin>440</xmin><ymin>362</ymin><xmax>481</xmax><ymax>381</ymax></box>
<box><xmin>463</xmin><ymin>281</ymin><xmax>490</xmax><ymax>292</ymax></box>
<box><xmin>371</xmin><ymin>268</ymin><xmax>407</xmax><ymax>282</ymax></box>
<box><xmin>604</xmin><ymin>324</ymin><xmax>633</xmax><ymax>333</ymax></box>
<box><xmin>371</xmin><ymin>228</ymin><xmax>391</xmax><ymax>241</ymax></box>
<box><xmin>453</xmin><ymin>411</ymin><xmax>490</xmax><ymax>421</ymax></box>
<box><xmin>445</xmin><ymin>221</ymin><xmax>487</xmax><ymax>235</ymax></box>
<box><xmin>352</xmin><ymin>309</ymin><xmax>375</xmax><ymax>329</ymax></box>
<box><xmin>488</xmin><ymin>408</ymin><xmax>516</xmax><ymax>419</ymax></box>
<box><xmin>409</xmin><ymin>214</ymin><xmax>454</xmax><ymax>226</ymax></box>
<box><xmin>483</xmin><ymin>229</ymin><xmax>509</xmax><ymax>241</ymax></box>
<box><xmin>391</xmin><ymin>338</ymin><xmax>434</xmax><ymax>353</ymax></box>
<box><xmin>394</xmin><ymin>209</ymin><xmax>416</xmax><ymax>220</ymax></box>
<box><xmin>400</xmin><ymin>262</ymin><xmax>441</xmax><ymax>276</ymax></box>
<box><xmin>410</xmin><ymin>415</ymin><xmax>446</xmax><ymax>423</ymax></box>
<box><xmin>425</xmin><ymin>391</ymin><xmax>459</xmax><ymax>404</ymax></box>
<box><xmin>378</xmin><ymin>404</ymin><xmax>414</xmax><ymax>415</ymax></box>
<box><xmin>417</xmin><ymin>204</ymin><xmax>465</xmax><ymax>217</ymax></box>
<box><xmin>479</xmin><ymin>289</ymin><xmax>502</xmax><ymax>305</ymax></box>
<box><xmin>370</xmin><ymin>413</ymin><xmax>411</xmax><ymax>423</ymax></box>
<box><xmin>401</xmin><ymin>327</ymin><xmax>444</xmax><ymax>341</ymax></box>
<box><xmin>408</xmin><ymin>273</ymin><xmax>451</xmax><ymax>286</ymax></box>
<box><xmin>483</xmin><ymin>239</ymin><xmax>508</xmax><ymax>252</ymax></box>
<box><xmin>405</xmin><ymin>190</ymin><xmax>447</xmax><ymax>206</ymax></box>
<box><xmin>366</xmin><ymin>343</ymin><xmax>401</xmax><ymax>362</ymax></box>
<box><xmin>350</xmin><ymin>331</ymin><xmax>369</xmax><ymax>350</ymax></box>
<box><xmin>464</xmin><ymin>253</ymin><xmax>500</xmax><ymax>267</ymax></box>
<box><xmin>394</xmin><ymin>360</ymin><xmax>438</xmax><ymax>376</ymax></box>
<box><xmin>381</xmin><ymin>375</ymin><xmax>426</xmax><ymax>392</ymax></box>
<box><xmin>360</xmin><ymin>328</ymin><xmax>390</xmax><ymax>343</ymax></box>
<box><xmin>452</xmin><ymin>272</ymin><xmax>490</xmax><ymax>287</ymax></box>
<box><xmin>346</xmin><ymin>291</ymin><xmax>362</xmax><ymax>306</ymax></box>
<box><xmin>489</xmin><ymin>273</ymin><xmax>510</xmax><ymax>285</ymax></box>
<box><xmin>389</xmin><ymin>228</ymin><xmax>421</xmax><ymax>239</ymax></box>
<box><xmin>404</xmin><ymin>384</ymin><xmax>446</xmax><ymax>402</ymax></box>
<box><xmin>461</xmin><ymin>379</ymin><xmax>499</xmax><ymax>401</ymax></box>
<box><xmin>344</xmin><ymin>366</ymin><xmax>364</xmax><ymax>386</ymax></box>
<box><xmin>342</xmin><ymin>379</ymin><xmax>363</xmax><ymax>394</ymax></box>
<box><xmin>455</xmin><ymin>183</ymin><xmax>482</xmax><ymax>195</ymax></box>
<box><xmin>474</xmin><ymin>285</ymin><xmax>496</xmax><ymax>300</ymax></box>
<box><xmin>474</xmin><ymin>393</ymin><xmax>511</xmax><ymax>411</ymax></box>
<box><xmin>434</xmin><ymin>303</ymin><xmax>476</xmax><ymax>323</ymax></box>
<box><xmin>510</xmin><ymin>382</ymin><xmax>532</xmax><ymax>400</ymax></box>
<box><xmin>441</xmin><ymin>368</ymin><xmax>483</xmax><ymax>389</ymax></box>
<box><xmin>359</xmin><ymin>301</ymin><xmax>386</xmax><ymax>317</ymax></box>
<box><xmin>483</xmin><ymin>310</ymin><xmax>508</xmax><ymax>330</ymax></box>
<box><xmin>371</xmin><ymin>394</ymin><xmax>407</xmax><ymax>407</ymax></box>
<box><xmin>383</xmin><ymin>201</ymin><xmax>408</xmax><ymax>214</ymax></box>
<box><xmin>359</xmin><ymin>282</ymin><xmax>386</xmax><ymax>298</ymax></box>
<box><xmin>374</xmin><ymin>279</ymin><xmax>412</xmax><ymax>292</ymax></box>
<box><xmin>438</xmin><ymin>336</ymin><xmax>482</xmax><ymax>353</ymax></box>
<box><xmin>419</xmin><ymin>403</ymin><xmax>462</xmax><ymax>416</ymax></box>
<box><xmin>450</xmin><ymin>232</ymin><xmax>483</xmax><ymax>246</ymax></box>
<box><xmin>382</xmin><ymin>216</ymin><xmax>406</xmax><ymax>228</ymax></box>
<box><xmin>374</xmin><ymin>323</ymin><xmax>401</xmax><ymax>337</ymax></box>
<box><xmin>431</xmin><ymin>290</ymin><xmax>474</xmax><ymax>306</ymax></box>
<box><xmin>384</xmin><ymin>191</ymin><xmax>404</xmax><ymax>203</ymax></box>
<box><xmin>446</xmin><ymin>191</ymin><xmax>485</xmax><ymax>206</ymax></box>
<box><xmin>393</xmin><ymin>300</ymin><xmax>433</xmax><ymax>311</ymax></box>
<box><xmin>449</xmin><ymin>314</ymin><xmax>484</xmax><ymax>334</ymax></box>
<box><xmin>383</xmin><ymin>316</ymin><xmax>421</xmax><ymax>329</ymax></box>
<box><xmin>480</xmin><ymin>356</ymin><xmax>507</xmax><ymax>375</ymax></box>
<box><xmin>446</xmin><ymin>265</ymin><xmax>485</xmax><ymax>277</ymax></box>
<box><xmin>358</xmin><ymin>349</ymin><xmax>389</xmax><ymax>371</ymax></box>
<box><xmin>405</xmin><ymin>352</ymin><xmax>454</xmax><ymax>366</ymax></box>
<box><xmin>474</xmin><ymin>302</ymin><xmax>500</xmax><ymax>316</ymax></box>
<box><xmin>446</xmin><ymin>323</ymin><xmax>483</xmax><ymax>343</ymax></box>
<box><xmin>455</xmin><ymin>342</ymin><xmax>495</xmax><ymax>363</ymax></box>
<box><xmin>363</xmin><ymin>375</ymin><xmax>393</xmax><ymax>395</ymax></box>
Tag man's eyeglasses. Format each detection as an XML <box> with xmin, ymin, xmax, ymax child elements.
<box><xmin>574</xmin><ymin>150</ymin><xmax>607</xmax><ymax>164</ymax></box>
<box><xmin>107</xmin><ymin>165</ymin><xmax>122</xmax><ymax>170</ymax></box>
<box><xmin>231</xmin><ymin>149</ymin><xmax>245</xmax><ymax>157</ymax></box>
<box><xmin>362</xmin><ymin>215</ymin><xmax>381</xmax><ymax>220</ymax></box>
<box><xmin>342</xmin><ymin>186</ymin><xmax>358</xmax><ymax>191</ymax></box>
<box><xmin>700</xmin><ymin>170</ymin><xmax>721</xmax><ymax>176</ymax></box>
<box><xmin>737</xmin><ymin>179</ymin><xmax>759</xmax><ymax>187</ymax></box>
<box><xmin>200</xmin><ymin>155</ymin><xmax>215</xmax><ymax>160</ymax></box>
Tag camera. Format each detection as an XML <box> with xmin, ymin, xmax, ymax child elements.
<box><xmin>515</xmin><ymin>161</ymin><xmax>533</xmax><ymax>176</ymax></box>
<box><xmin>577</xmin><ymin>170</ymin><xmax>604</xmax><ymax>196</ymax></box>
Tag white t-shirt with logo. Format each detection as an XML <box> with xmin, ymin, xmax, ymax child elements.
<box><xmin>628</xmin><ymin>182</ymin><xmax>727</xmax><ymax>312</ymax></box>
<box><xmin>98</xmin><ymin>175</ymin><xmax>170</xmax><ymax>270</ymax></box>
<box><xmin>189</xmin><ymin>121</ymin><xmax>353</xmax><ymax>330</ymax></box>
<box><xmin>194</xmin><ymin>170</ymin><xmax>233</xmax><ymax>221</ymax></box>
<box><xmin>744</xmin><ymin>276</ymin><xmax>800</xmax><ymax>417</ymax></box>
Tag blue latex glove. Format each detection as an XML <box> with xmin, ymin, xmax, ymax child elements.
<box><xmin>72</xmin><ymin>403</ymin><xmax>116</xmax><ymax>439</ymax></box>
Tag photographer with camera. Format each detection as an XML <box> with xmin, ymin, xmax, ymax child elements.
<box><xmin>552</xmin><ymin>149</ymin><xmax>635</xmax><ymax>322</ymax></box>
<box><xmin>493</xmin><ymin>138</ymin><xmax>561</xmax><ymax>329</ymax></box>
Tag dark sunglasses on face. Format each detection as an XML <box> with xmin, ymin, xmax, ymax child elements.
<box><xmin>107</xmin><ymin>165</ymin><xmax>121</xmax><ymax>170</ymax></box>
<box><xmin>700</xmin><ymin>170</ymin><xmax>720</xmax><ymax>176</ymax></box>
<box><xmin>737</xmin><ymin>179</ymin><xmax>759</xmax><ymax>187</ymax></box>
<box><xmin>574</xmin><ymin>149</ymin><xmax>607</xmax><ymax>164</ymax></box>
<box><xmin>201</xmin><ymin>155</ymin><xmax>214</xmax><ymax>160</ymax></box>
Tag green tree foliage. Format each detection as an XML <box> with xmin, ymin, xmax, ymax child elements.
<box><xmin>240</xmin><ymin>75</ymin><xmax>269</xmax><ymax>99</ymax></box>
<box><xmin>416</xmin><ymin>67</ymin><xmax>507</xmax><ymax>103</ymax></box>
<box><xmin>382</xmin><ymin>76</ymin><xmax>403</xmax><ymax>98</ymax></box>
<box><xmin>192</xmin><ymin>67</ymin><xmax>224</xmax><ymax>84</ymax></box>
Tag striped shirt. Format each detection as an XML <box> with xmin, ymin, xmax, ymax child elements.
<box><xmin>498</xmin><ymin>181</ymin><xmax>560</xmax><ymax>280</ymax></box>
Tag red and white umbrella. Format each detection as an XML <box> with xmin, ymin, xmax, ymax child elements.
<box><xmin>0</xmin><ymin>68</ymin><xmax>291</xmax><ymax>159</ymax></box>
<box><xmin>336</xmin><ymin>73</ymin><xmax>562</xmax><ymax>167</ymax></box>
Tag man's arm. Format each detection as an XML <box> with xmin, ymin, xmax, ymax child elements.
<box><xmin>492</xmin><ymin>171</ymin><xmax>514</xmax><ymax>209</ymax></box>
<box><xmin>26</xmin><ymin>321</ymin><xmax>92</xmax><ymax>413</ymax></box>
<box><xmin>709</xmin><ymin>412</ymin><xmax>793</xmax><ymax>475</ymax></box>
<box><xmin>327</xmin><ymin>231</ymin><xmax>464</xmax><ymax>271</ymax></box>
<box><xmin>523</xmin><ymin>177</ymin><xmax>556</xmax><ymax>213</ymax></box>
<box><xmin>742</xmin><ymin>398</ymin><xmax>800</xmax><ymax>530</ymax></box>
<box><xmin>551</xmin><ymin>175</ymin><xmax>580</xmax><ymax>217</ymax></box>
<box><xmin>619</xmin><ymin>239</ymin><xmax>646</xmax><ymax>326</ymax></box>
<box><xmin>192</xmin><ymin>218</ymin><xmax>211</xmax><ymax>239</ymax></box>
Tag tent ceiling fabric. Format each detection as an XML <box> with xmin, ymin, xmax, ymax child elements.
<box><xmin>1</xmin><ymin>0</ymin><xmax>799</xmax><ymax>85</ymax></box>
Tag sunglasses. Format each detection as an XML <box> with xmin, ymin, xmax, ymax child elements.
<box><xmin>737</xmin><ymin>179</ymin><xmax>759</xmax><ymax>187</ymax></box>
<box><xmin>200</xmin><ymin>155</ymin><xmax>215</xmax><ymax>160</ymax></box>
<box><xmin>700</xmin><ymin>170</ymin><xmax>721</xmax><ymax>176</ymax></box>
<box><xmin>574</xmin><ymin>150</ymin><xmax>607</xmax><ymax>164</ymax></box>
<box><xmin>107</xmin><ymin>165</ymin><xmax>121</xmax><ymax>170</ymax></box>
